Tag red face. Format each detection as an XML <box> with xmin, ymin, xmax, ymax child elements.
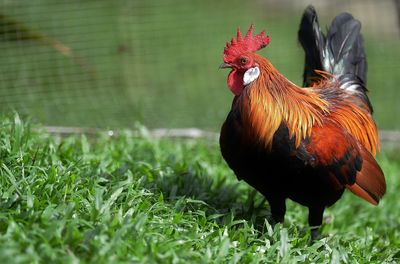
<box><xmin>221</xmin><ymin>54</ymin><xmax>257</xmax><ymax>95</ymax></box>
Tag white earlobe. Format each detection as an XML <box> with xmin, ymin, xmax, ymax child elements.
<box><xmin>243</xmin><ymin>67</ymin><xmax>260</xmax><ymax>86</ymax></box>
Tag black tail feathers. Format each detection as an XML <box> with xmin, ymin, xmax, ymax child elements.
<box><xmin>298</xmin><ymin>5</ymin><xmax>372</xmax><ymax>112</ymax></box>
<box><xmin>327</xmin><ymin>11</ymin><xmax>367</xmax><ymax>84</ymax></box>
<box><xmin>298</xmin><ymin>6</ymin><xmax>326</xmax><ymax>87</ymax></box>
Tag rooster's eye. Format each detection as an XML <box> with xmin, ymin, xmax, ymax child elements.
<box><xmin>239</xmin><ymin>58</ymin><xmax>248</xmax><ymax>65</ymax></box>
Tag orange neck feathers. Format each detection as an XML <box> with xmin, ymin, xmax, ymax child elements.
<box><xmin>236</xmin><ymin>54</ymin><xmax>329</xmax><ymax>147</ymax></box>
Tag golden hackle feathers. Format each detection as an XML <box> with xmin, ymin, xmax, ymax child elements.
<box><xmin>237</xmin><ymin>54</ymin><xmax>329</xmax><ymax>148</ymax></box>
<box><xmin>235</xmin><ymin>54</ymin><xmax>379</xmax><ymax>155</ymax></box>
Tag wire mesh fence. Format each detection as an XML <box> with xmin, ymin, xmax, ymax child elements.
<box><xmin>0</xmin><ymin>0</ymin><xmax>399</xmax><ymax>130</ymax></box>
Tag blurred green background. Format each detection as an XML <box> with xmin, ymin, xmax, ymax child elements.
<box><xmin>0</xmin><ymin>0</ymin><xmax>399</xmax><ymax>130</ymax></box>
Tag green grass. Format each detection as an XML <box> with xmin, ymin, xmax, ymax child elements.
<box><xmin>0</xmin><ymin>113</ymin><xmax>399</xmax><ymax>263</ymax></box>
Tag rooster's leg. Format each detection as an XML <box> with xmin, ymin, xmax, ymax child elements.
<box><xmin>269</xmin><ymin>197</ymin><xmax>286</xmax><ymax>224</ymax></box>
<box><xmin>308</xmin><ymin>205</ymin><xmax>325</xmax><ymax>240</ymax></box>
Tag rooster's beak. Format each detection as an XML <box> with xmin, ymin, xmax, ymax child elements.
<box><xmin>219</xmin><ymin>62</ymin><xmax>232</xmax><ymax>69</ymax></box>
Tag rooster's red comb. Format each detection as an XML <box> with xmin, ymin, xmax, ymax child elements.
<box><xmin>223</xmin><ymin>24</ymin><xmax>270</xmax><ymax>62</ymax></box>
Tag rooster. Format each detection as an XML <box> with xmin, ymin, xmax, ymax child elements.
<box><xmin>219</xmin><ymin>6</ymin><xmax>386</xmax><ymax>239</ymax></box>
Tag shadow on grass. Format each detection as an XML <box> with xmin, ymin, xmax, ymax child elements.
<box><xmin>145</xmin><ymin>169</ymin><xmax>274</xmax><ymax>231</ymax></box>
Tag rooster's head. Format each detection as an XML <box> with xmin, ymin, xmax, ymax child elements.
<box><xmin>220</xmin><ymin>24</ymin><xmax>270</xmax><ymax>95</ymax></box>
